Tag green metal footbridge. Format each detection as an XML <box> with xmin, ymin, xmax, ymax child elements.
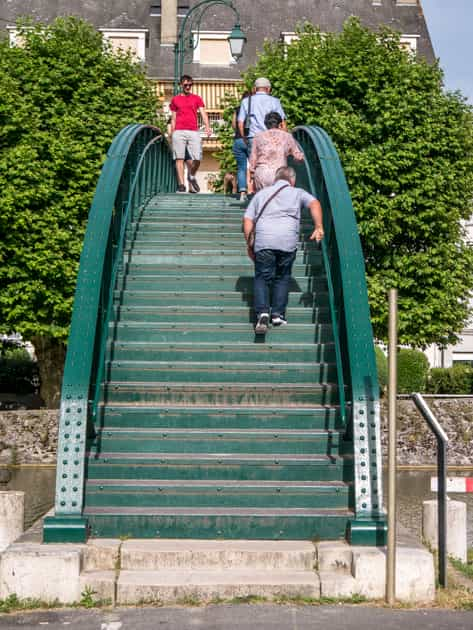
<box><xmin>43</xmin><ymin>124</ymin><xmax>386</xmax><ymax>545</ymax></box>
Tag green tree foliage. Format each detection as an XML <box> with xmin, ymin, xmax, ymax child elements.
<box><xmin>217</xmin><ymin>19</ymin><xmax>473</xmax><ymax>346</ymax></box>
<box><xmin>427</xmin><ymin>364</ymin><xmax>473</xmax><ymax>394</ymax></box>
<box><xmin>0</xmin><ymin>17</ymin><xmax>159</xmax><ymax>342</ymax></box>
<box><xmin>374</xmin><ymin>346</ymin><xmax>388</xmax><ymax>393</ymax></box>
<box><xmin>397</xmin><ymin>348</ymin><xmax>429</xmax><ymax>393</ymax></box>
<box><xmin>211</xmin><ymin>93</ymin><xmax>240</xmax><ymax>192</ymax></box>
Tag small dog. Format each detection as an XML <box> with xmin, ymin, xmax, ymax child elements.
<box><xmin>223</xmin><ymin>172</ymin><xmax>237</xmax><ymax>195</ymax></box>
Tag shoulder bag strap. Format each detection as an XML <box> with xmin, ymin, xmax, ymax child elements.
<box><xmin>253</xmin><ymin>183</ymin><xmax>290</xmax><ymax>226</ymax></box>
<box><xmin>244</xmin><ymin>95</ymin><xmax>252</xmax><ymax>138</ymax></box>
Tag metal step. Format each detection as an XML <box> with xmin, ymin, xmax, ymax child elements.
<box><xmin>85</xmin><ymin>479</ymin><xmax>351</xmax><ymax>509</ymax></box>
<box><xmin>85</xmin><ymin>452</ymin><xmax>353</xmax><ymax>482</ymax></box>
<box><xmin>120</xmin><ymin>254</ymin><xmax>323</xmax><ymax>267</ymax></box>
<box><xmin>109</xmin><ymin>322</ymin><xmax>334</xmax><ymax>344</ymax></box>
<box><xmin>104</xmin><ymin>360</ymin><xmax>337</xmax><ymax>384</ymax></box>
<box><xmin>119</xmin><ymin>261</ymin><xmax>324</xmax><ymax>275</ymax></box>
<box><xmin>114</xmin><ymin>290</ymin><xmax>329</xmax><ymax>307</ymax></box>
<box><xmin>84</xmin><ymin>506</ymin><xmax>354</xmax><ymax>540</ymax></box>
<box><xmin>96</xmin><ymin>405</ymin><xmax>344</xmax><ymax>430</ymax></box>
<box><xmin>111</xmin><ymin>305</ymin><xmax>328</xmax><ymax>324</ymax></box>
<box><xmin>108</xmin><ymin>341</ymin><xmax>336</xmax><ymax>363</ymax></box>
<box><xmin>89</xmin><ymin>427</ymin><xmax>345</xmax><ymax>455</ymax></box>
<box><xmin>101</xmin><ymin>381</ymin><xmax>339</xmax><ymax>406</ymax></box>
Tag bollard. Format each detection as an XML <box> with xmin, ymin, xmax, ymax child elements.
<box><xmin>423</xmin><ymin>499</ymin><xmax>467</xmax><ymax>563</ymax></box>
<box><xmin>386</xmin><ymin>288</ymin><xmax>398</xmax><ymax>604</ymax></box>
<box><xmin>0</xmin><ymin>491</ymin><xmax>24</xmax><ymax>552</ymax></box>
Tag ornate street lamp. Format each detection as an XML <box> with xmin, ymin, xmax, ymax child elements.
<box><xmin>227</xmin><ymin>21</ymin><xmax>246</xmax><ymax>60</ymax></box>
<box><xmin>172</xmin><ymin>0</ymin><xmax>247</xmax><ymax>94</ymax></box>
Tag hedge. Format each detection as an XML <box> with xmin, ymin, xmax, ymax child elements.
<box><xmin>397</xmin><ymin>348</ymin><xmax>429</xmax><ymax>394</ymax></box>
<box><xmin>427</xmin><ymin>364</ymin><xmax>473</xmax><ymax>395</ymax></box>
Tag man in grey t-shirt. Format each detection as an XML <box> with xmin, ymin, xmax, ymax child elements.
<box><xmin>243</xmin><ymin>166</ymin><xmax>324</xmax><ymax>334</ymax></box>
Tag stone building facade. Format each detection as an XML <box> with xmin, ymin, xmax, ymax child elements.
<box><xmin>1</xmin><ymin>1</ymin><xmax>435</xmax><ymax>189</ymax></box>
<box><xmin>0</xmin><ymin>1</ymin><xmax>435</xmax><ymax>78</ymax></box>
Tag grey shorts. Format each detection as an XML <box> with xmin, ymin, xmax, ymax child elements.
<box><xmin>172</xmin><ymin>130</ymin><xmax>202</xmax><ymax>161</ymax></box>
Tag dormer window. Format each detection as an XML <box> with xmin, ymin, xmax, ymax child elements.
<box><xmin>99</xmin><ymin>29</ymin><xmax>148</xmax><ymax>61</ymax></box>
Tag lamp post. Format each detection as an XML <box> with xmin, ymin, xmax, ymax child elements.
<box><xmin>173</xmin><ymin>0</ymin><xmax>246</xmax><ymax>94</ymax></box>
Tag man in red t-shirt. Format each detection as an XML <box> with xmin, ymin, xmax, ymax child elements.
<box><xmin>170</xmin><ymin>75</ymin><xmax>212</xmax><ymax>193</ymax></box>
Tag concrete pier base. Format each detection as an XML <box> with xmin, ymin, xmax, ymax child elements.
<box><xmin>0</xmin><ymin>534</ymin><xmax>436</xmax><ymax>605</ymax></box>
<box><xmin>0</xmin><ymin>543</ymin><xmax>84</xmax><ymax>603</ymax></box>
<box><xmin>0</xmin><ymin>491</ymin><xmax>24</xmax><ymax>552</ymax></box>
<box><xmin>423</xmin><ymin>499</ymin><xmax>467</xmax><ymax>563</ymax></box>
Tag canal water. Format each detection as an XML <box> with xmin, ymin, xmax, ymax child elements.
<box><xmin>2</xmin><ymin>466</ymin><xmax>56</xmax><ymax>530</ymax></box>
<box><xmin>2</xmin><ymin>466</ymin><xmax>473</xmax><ymax>544</ymax></box>
<box><xmin>394</xmin><ymin>470</ymin><xmax>473</xmax><ymax>546</ymax></box>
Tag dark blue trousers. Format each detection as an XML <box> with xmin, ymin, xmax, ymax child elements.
<box><xmin>254</xmin><ymin>249</ymin><xmax>297</xmax><ymax>318</ymax></box>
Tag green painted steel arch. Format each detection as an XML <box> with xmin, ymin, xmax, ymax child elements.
<box><xmin>291</xmin><ymin>126</ymin><xmax>385</xmax><ymax>541</ymax></box>
<box><xmin>44</xmin><ymin>124</ymin><xmax>177</xmax><ymax>542</ymax></box>
<box><xmin>44</xmin><ymin>122</ymin><xmax>386</xmax><ymax>544</ymax></box>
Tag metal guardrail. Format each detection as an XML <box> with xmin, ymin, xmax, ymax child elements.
<box><xmin>406</xmin><ymin>394</ymin><xmax>473</xmax><ymax>399</ymax></box>
<box><xmin>44</xmin><ymin>124</ymin><xmax>177</xmax><ymax>542</ymax></box>
<box><xmin>291</xmin><ymin>126</ymin><xmax>385</xmax><ymax>543</ymax></box>
<box><xmin>410</xmin><ymin>392</ymin><xmax>449</xmax><ymax>588</ymax></box>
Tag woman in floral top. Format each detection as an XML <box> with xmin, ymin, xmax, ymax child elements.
<box><xmin>249</xmin><ymin>112</ymin><xmax>304</xmax><ymax>191</ymax></box>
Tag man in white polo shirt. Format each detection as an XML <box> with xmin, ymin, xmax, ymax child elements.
<box><xmin>237</xmin><ymin>77</ymin><xmax>287</xmax><ymax>152</ymax></box>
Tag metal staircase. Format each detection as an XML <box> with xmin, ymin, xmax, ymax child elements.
<box><xmin>43</xmin><ymin>124</ymin><xmax>386</xmax><ymax>545</ymax></box>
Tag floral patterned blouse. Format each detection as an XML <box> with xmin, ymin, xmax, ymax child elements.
<box><xmin>249</xmin><ymin>128</ymin><xmax>304</xmax><ymax>191</ymax></box>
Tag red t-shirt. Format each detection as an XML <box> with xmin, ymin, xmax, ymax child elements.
<box><xmin>170</xmin><ymin>93</ymin><xmax>205</xmax><ymax>131</ymax></box>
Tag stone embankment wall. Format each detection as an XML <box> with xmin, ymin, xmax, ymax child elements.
<box><xmin>0</xmin><ymin>400</ymin><xmax>472</xmax><ymax>466</ymax></box>
<box><xmin>0</xmin><ymin>410</ymin><xmax>57</xmax><ymax>464</ymax></box>
<box><xmin>380</xmin><ymin>398</ymin><xmax>473</xmax><ymax>466</ymax></box>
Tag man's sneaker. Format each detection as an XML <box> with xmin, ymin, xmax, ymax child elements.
<box><xmin>188</xmin><ymin>176</ymin><xmax>200</xmax><ymax>193</ymax></box>
<box><xmin>271</xmin><ymin>314</ymin><xmax>287</xmax><ymax>327</ymax></box>
<box><xmin>176</xmin><ymin>184</ymin><xmax>186</xmax><ymax>193</ymax></box>
<box><xmin>254</xmin><ymin>313</ymin><xmax>269</xmax><ymax>334</ymax></box>
<box><xmin>239</xmin><ymin>191</ymin><xmax>248</xmax><ymax>203</ymax></box>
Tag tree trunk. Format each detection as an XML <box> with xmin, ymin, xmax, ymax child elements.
<box><xmin>32</xmin><ymin>336</ymin><xmax>66</xmax><ymax>409</ymax></box>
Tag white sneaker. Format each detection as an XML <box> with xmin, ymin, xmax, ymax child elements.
<box><xmin>255</xmin><ymin>313</ymin><xmax>269</xmax><ymax>334</ymax></box>
<box><xmin>239</xmin><ymin>191</ymin><xmax>248</xmax><ymax>203</ymax></box>
<box><xmin>271</xmin><ymin>315</ymin><xmax>288</xmax><ymax>326</ymax></box>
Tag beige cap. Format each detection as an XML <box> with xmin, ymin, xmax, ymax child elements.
<box><xmin>254</xmin><ymin>77</ymin><xmax>271</xmax><ymax>88</ymax></box>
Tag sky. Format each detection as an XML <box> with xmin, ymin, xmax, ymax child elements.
<box><xmin>421</xmin><ymin>0</ymin><xmax>473</xmax><ymax>104</ymax></box>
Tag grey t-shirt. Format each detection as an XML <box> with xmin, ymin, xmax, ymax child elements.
<box><xmin>244</xmin><ymin>182</ymin><xmax>317</xmax><ymax>253</ymax></box>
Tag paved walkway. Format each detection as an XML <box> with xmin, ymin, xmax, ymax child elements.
<box><xmin>0</xmin><ymin>605</ymin><xmax>472</xmax><ymax>629</ymax></box>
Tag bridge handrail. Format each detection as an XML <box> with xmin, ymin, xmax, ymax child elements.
<box><xmin>292</xmin><ymin>125</ymin><xmax>384</xmax><ymax>534</ymax></box>
<box><xmin>49</xmin><ymin>124</ymin><xmax>176</xmax><ymax>527</ymax></box>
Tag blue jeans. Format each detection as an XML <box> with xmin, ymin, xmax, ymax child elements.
<box><xmin>232</xmin><ymin>138</ymin><xmax>249</xmax><ymax>192</ymax></box>
<box><xmin>254</xmin><ymin>249</ymin><xmax>297</xmax><ymax>318</ymax></box>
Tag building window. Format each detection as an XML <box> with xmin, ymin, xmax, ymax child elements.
<box><xmin>452</xmin><ymin>357</ymin><xmax>473</xmax><ymax>367</ymax></box>
<box><xmin>280</xmin><ymin>32</ymin><xmax>300</xmax><ymax>46</ymax></box>
<box><xmin>193</xmin><ymin>31</ymin><xmax>236</xmax><ymax>66</ymax></box>
<box><xmin>100</xmin><ymin>29</ymin><xmax>148</xmax><ymax>61</ymax></box>
<box><xmin>198</xmin><ymin>111</ymin><xmax>225</xmax><ymax>138</ymax></box>
<box><xmin>279</xmin><ymin>29</ymin><xmax>418</xmax><ymax>55</ymax></box>
<box><xmin>6</xmin><ymin>26</ymin><xmax>34</xmax><ymax>47</ymax></box>
<box><xmin>399</xmin><ymin>34</ymin><xmax>419</xmax><ymax>54</ymax></box>
<box><xmin>7</xmin><ymin>26</ymin><xmax>20</xmax><ymax>46</ymax></box>
<box><xmin>150</xmin><ymin>2</ymin><xmax>190</xmax><ymax>17</ymax></box>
